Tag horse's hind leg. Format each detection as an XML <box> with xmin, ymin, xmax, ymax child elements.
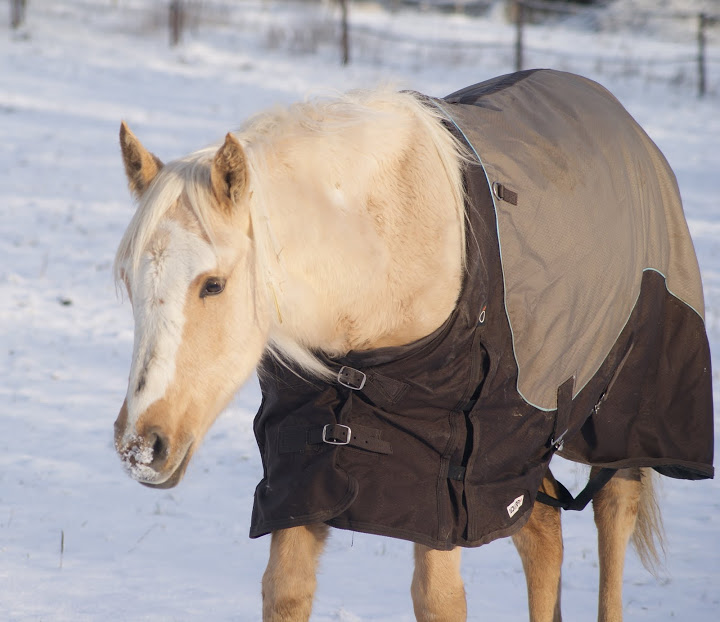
<box><xmin>592</xmin><ymin>467</ymin><xmax>642</xmax><ymax>622</ymax></box>
<box><xmin>262</xmin><ymin>524</ymin><xmax>329</xmax><ymax>622</ymax></box>
<box><xmin>411</xmin><ymin>545</ymin><xmax>467</xmax><ymax>621</ymax></box>
<box><xmin>512</xmin><ymin>471</ymin><xmax>563</xmax><ymax>622</ymax></box>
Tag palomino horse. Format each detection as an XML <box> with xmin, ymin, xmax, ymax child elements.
<box><xmin>113</xmin><ymin>74</ymin><xmax>692</xmax><ymax>622</ymax></box>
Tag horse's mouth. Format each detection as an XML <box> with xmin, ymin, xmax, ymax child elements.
<box><xmin>140</xmin><ymin>444</ymin><xmax>194</xmax><ymax>489</ymax></box>
<box><xmin>118</xmin><ymin>434</ymin><xmax>195</xmax><ymax>489</ymax></box>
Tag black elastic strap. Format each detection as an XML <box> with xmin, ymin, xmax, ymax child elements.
<box><xmin>279</xmin><ymin>423</ymin><xmax>393</xmax><ymax>455</ymax></box>
<box><xmin>447</xmin><ymin>464</ymin><xmax>466</xmax><ymax>481</ymax></box>
<box><xmin>536</xmin><ymin>467</ymin><xmax>617</xmax><ymax>511</ymax></box>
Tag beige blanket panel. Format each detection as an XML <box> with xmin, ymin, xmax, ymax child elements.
<box><xmin>449</xmin><ymin>71</ymin><xmax>704</xmax><ymax>410</ymax></box>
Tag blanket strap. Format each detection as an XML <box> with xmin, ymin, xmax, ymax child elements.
<box><xmin>279</xmin><ymin>423</ymin><xmax>393</xmax><ymax>456</ymax></box>
<box><xmin>536</xmin><ymin>468</ymin><xmax>617</xmax><ymax>511</ymax></box>
<box><xmin>537</xmin><ymin>377</ymin><xmax>617</xmax><ymax>510</ymax></box>
<box><xmin>551</xmin><ymin>377</ymin><xmax>574</xmax><ymax>450</ymax></box>
<box><xmin>336</xmin><ymin>365</ymin><xmax>410</xmax><ymax>409</ymax></box>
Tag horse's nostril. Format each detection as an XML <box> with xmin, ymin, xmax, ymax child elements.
<box><xmin>117</xmin><ymin>427</ymin><xmax>174</xmax><ymax>483</ymax></box>
<box><xmin>149</xmin><ymin>431</ymin><xmax>169</xmax><ymax>469</ymax></box>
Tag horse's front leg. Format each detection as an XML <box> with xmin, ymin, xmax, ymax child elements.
<box><xmin>411</xmin><ymin>544</ymin><xmax>467</xmax><ymax>622</ymax></box>
<box><xmin>512</xmin><ymin>472</ymin><xmax>563</xmax><ymax>622</ymax></box>
<box><xmin>262</xmin><ymin>523</ymin><xmax>329</xmax><ymax>622</ymax></box>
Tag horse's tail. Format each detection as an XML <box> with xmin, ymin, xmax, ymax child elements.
<box><xmin>632</xmin><ymin>467</ymin><xmax>666</xmax><ymax>576</ymax></box>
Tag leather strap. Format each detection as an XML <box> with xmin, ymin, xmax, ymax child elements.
<box><xmin>360</xmin><ymin>371</ymin><xmax>410</xmax><ymax>407</ymax></box>
<box><xmin>335</xmin><ymin>365</ymin><xmax>409</xmax><ymax>409</ymax></box>
<box><xmin>279</xmin><ymin>423</ymin><xmax>393</xmax><ymax>455</ymax></box>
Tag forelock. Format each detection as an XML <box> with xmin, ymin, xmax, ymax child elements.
<box><xmin>114</xmin><ymin>149</ymin><xmax>219</xmax><ymax>288</ymax></box>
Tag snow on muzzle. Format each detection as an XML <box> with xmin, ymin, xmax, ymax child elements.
<box><xmin>114</xmin><ymin>399</ymin><xmax>193</xmax><ymax>489</ymax></box>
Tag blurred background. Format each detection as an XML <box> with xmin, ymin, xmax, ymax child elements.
<box><xmin>7</xmin><ymin>0</ymin><xmax>719</xmax><ymax>95</ymax></box>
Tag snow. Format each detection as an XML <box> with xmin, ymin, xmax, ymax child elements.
<box><xmin>118</xmin><ymin>434</ymin><xmax>158</xmax><ymax>482</ymax></box>
<box><xmin>1</xmin><ymin>1</ymin><xmax>719</xmax><ymax>620</ymax></box>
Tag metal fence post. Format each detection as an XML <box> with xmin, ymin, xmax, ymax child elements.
<box><xmin>515</xmin><ymin>0</ymin><xmax>525</xmax><ymax>72</ymax></box>
<box><xmin>698</xmin><ymin>12</ymin><xmax>707</xmax><ymax>97</ymax></box>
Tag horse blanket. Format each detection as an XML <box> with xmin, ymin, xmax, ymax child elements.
<box><xmin>250</xmin><ymin>70</ymin><xmax>714</xmax><ymax>549</ymax></box>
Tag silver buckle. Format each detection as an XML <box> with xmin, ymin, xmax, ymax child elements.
<box><xmin>322</xmin><ymin>424</ymin><xmax>352</xmax><ymax>445</ymax></box>
<box><xmin>552</xmin><ymin>429</ymin><xmax>568</xmax><ymax>451</ymax></box>
<box><xmin>337</xmin><ymin>366</ymin><xmax>366</xmax><ymax>390</ymax></box>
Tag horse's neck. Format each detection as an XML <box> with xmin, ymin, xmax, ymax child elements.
<box><xmin>264</xmin><ymin>107</ymin><xmax>464</xmax><ymax>357</ymax></box>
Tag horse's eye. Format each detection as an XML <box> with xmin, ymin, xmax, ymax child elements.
<box><xmin>200</xmin><ymin>277</ymin><xmax>226</xmax><ymax>298</ymax></box>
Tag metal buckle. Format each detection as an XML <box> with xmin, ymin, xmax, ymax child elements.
<box><xmin>322</xmin><ymin>424</ymin><xmax>352</xmax><ymax>446</ymax></box>
<box><xmin>337</xmin><ymin>366</ymin><xmax>366</xmax><ymax>391</ymax></box>
<box><xmin>552</xmin><ymin>429</ymin><xmax>568</xmax><ymax>451</ymax></box>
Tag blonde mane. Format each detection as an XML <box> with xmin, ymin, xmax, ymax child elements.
<box><xmin>115</xmin><ymin>88</ymin><xmax>468</xmax><ymax>378</ymax></box>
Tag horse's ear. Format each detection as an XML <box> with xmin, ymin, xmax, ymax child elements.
<box><xmin>211</xmin><ymin>133</ymin><xmax>247</xmax><ymax>213</ymax></box>
<box><xmin>119</xmin><ymin>121</ymin><xmax>164</xmax><ymax>199</ymax></box>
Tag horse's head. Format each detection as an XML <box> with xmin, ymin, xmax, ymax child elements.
<box><xmin>113</xmin><ymin>123</ymin><xmax>270</xmax><ymax>488</ymax></box>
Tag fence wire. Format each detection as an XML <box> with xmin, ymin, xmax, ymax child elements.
<box><xmin>8</xmin><ymin>0</ymin><xmax>720</xmax><ymax>96</ymax></box>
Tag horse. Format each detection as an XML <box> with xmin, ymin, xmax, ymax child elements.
<box><xmin>113</xmin><ymin>70</ymin><xmax>712</xmax><ymax>622</ymax></box>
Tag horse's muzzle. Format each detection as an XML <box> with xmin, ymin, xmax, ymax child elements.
<box><xmin>114</xmin><ymin>400</ymin><xmax>192</xmax><ymax>488</ymax></box>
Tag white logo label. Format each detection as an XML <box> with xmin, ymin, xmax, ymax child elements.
<box><xmin>507</xmin><ymin>495</ymin><xmax>524</xmax><ymax>518</ymax></box>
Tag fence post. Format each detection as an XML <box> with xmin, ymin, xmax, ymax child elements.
<box><xmin>697</xmin><ymin>12</ymin><xmax>707</xmax><ymax>98</ymax></box>
<box><xmin>169</xmin><ymin>0</ymin><xmax>185</xmax><ymax>47</ymax></box>
<box><xmin>340</xmin><ymin>0</ymin><xmax>350</xmax><ymax>66</ymax></box>
<box><xmin>514</xmin><ymin>0</ymin><xmax>524</xmax><ymax>72</ymax></box>
<box><xmin>10</xmin><ymin>0</ymin><xmax>27</xmax><ymax>29</ymax></box>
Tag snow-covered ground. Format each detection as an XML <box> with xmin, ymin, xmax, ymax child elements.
<box><xmin>1</xmin><ymin>1</ymin><xmax>719</xmax><ymax>620</ymax></box>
